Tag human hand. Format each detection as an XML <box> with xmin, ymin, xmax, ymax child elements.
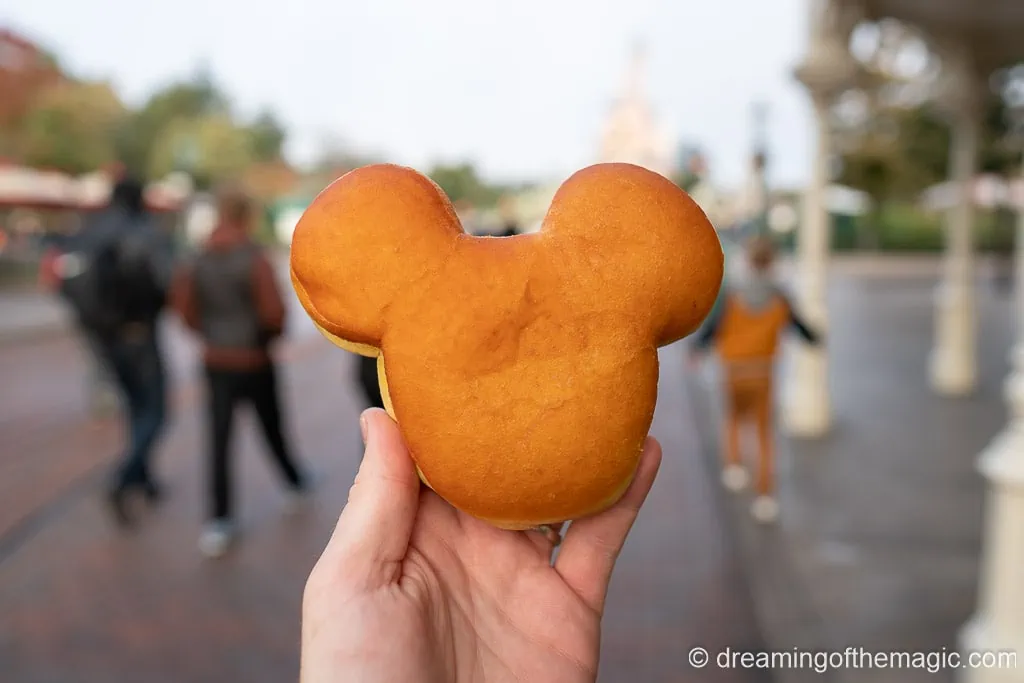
<box><xmin>301</xmin><ymin>408</ymin><xmax>662</xmax><ymax>683</ymax></box>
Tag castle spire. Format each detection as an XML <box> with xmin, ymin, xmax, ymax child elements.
<box><xmin>624</xmin><ymin>39</ymin><xmax>648</xmax><ymax>102</ymax></box>
<box><xmin>598</xmin><ymin>40</ymin><xmax>672</xmax><ymax>177</ymax></box>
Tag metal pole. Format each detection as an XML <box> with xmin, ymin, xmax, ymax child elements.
<box><xmin>753</xmin><ymin>102</ymin><xmax>770</xmax><ymax>237</ymax></box>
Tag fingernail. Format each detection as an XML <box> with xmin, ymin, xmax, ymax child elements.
<box><xmin>360</xmin><ymin>412</ymin><xmax>370</xmax><ymax>445</ymax></box>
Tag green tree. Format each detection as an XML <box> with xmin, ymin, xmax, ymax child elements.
<box><xmin>428</xmin><ymin>163</ymin><xmax>502</xmax><ymax>207</ymax></box>
<box><xmin>838</xmin><ymin>135</ymin><xmax>897</xmax><ymax>248</ymax></box>
<box><xmin>894</xmin><ymin>96</ymin><xmax>1014</xmax><ymax>183</ymax></box>
<box><xmin>891</xmin><ymin>105</ymin><xmax>949</xmax><ymax>190</ymax></box>
<box><xmin>247</xmin><ymin>110</ymin><xmax>286</xmax><ymax>162</ymax></box>
<box><xmin>18</xmin><ymin>80</ymin><xmax>125</xmax><ymax>174</ymax></box>
<box><xmin>838</xmin><ymin>88</ymin><xmax>1017</xmax><ymax>248</ymax></box>
<box><xmin>148</xmin><ymin>114</ymin><xmax>254</xmax><ymax>189</ymax></box>
<box><xmin>115</xmin><ymin>71</ymin><xmax>227</xmax><ymax>178</ymax></box>
<box><xmin>841</xmin><ymin>94</ymin><xmax>1015</xmax><ymax>198</ymax></box>
<box><xmin>979</xmin><ymin>94</ymin><xmax>1017</xmax><ymax>174</ymax></box>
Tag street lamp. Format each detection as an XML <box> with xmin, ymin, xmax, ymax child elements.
<box><xmin>752</xmin><ymin>101</ymin><xmax>770</xmax><ymax>237</ymax></box>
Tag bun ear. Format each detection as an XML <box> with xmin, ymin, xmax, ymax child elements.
<box><xmin>539</xmin><ymin>163</ymin><xmax>723</xmax><ymax>345</ymax></box>
<box><xmin>290</xmin><ymin>164</ymin><xmax>464</xmax><ymax>349</ymax></box>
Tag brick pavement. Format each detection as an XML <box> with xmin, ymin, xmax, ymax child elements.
<box><xmin>0</xmin><ymin>320</ymin><xmax>766</xmax><ymax>682</ymax></box>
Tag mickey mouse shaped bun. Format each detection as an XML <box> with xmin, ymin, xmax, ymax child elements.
<box><xmin>290</xmin><ymin>163</ymin><xmax>723</xmax><ymax>529</ymax></box>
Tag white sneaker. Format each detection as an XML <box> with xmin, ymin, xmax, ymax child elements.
<box><xmin>721</xmin><ymin>465</ymin><xmax>750</xmax><ymax>492</ymax></box>
<box><xmin>198</xmin><ymin>520</ymin><xmax>236</xmax><ymax>558</ymax></box>
<box><xmin>751</xmin><ymin>496</ymin><xmax>780</xmax><ymax>524</ymax></box>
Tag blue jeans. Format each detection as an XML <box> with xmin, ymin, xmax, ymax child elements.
<box><xmin>101</xmin><ymin>330</ymin><xmax>168</xmax><ymax>489</ymax></box>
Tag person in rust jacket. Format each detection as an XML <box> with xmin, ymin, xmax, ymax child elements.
<box><xmin>172</xmin><ymin>187</ymin><xmax>310</xmax><ymax>558</ymax></box>
<box><xmin>690</xmin><ymin>236</ymin><xmax>821</xmax><ymax>525</ymax></box>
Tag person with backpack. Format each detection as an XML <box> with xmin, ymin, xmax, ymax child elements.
<box><xmin>57</xmin><ymin>177</ymin><xmax>176</xmax><ymax>525</ymax></box>
<box><xmin>41</xmin><ymin>230</ymin><xmax>121</xmax><ymax>418</ymax></box>
<box><xmin>170</xmin><ymin>186</ymin><xmax>311</xmax><ymax>558</ymax></box>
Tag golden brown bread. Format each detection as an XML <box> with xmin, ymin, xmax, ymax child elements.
<box><xmin>290</xmin><ymin>162</ymin><xmax>723</xmax><ymax>529</ymax></box>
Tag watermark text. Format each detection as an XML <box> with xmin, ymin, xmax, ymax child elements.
<box><xmin>687</xmin><ymin>646</ymin><xmax>1018</xmax><ymax>674</ymax></box>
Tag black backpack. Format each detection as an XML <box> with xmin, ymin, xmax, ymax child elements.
<box><xmin>62</xmin><ymin>228</ymin><xmax>166</xmax><ymax>338</ymax></box>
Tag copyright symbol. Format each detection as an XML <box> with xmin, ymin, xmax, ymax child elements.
<box><xmin>689</xmin><ymin>647</ymin><xmax>709</xmax><ymax>668</ymax></box>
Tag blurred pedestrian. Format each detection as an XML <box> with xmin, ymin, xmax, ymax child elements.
<box><xmin>352</xmin><ymin>354</ymin><xmax>384</xmax><ymax>463</ymax></box>
<box><xmin>171</xmin><ymin>185</ymin><xmax>311</xmax><ymax>558</ymax></box>
<box><xmin>689</xmin><ymin>235</ymin><xmax>821</xmax><ymax>524</ymax></box>
<box><xmin>497</xmin><ymin>195</ymin><xmax>521</xmax><ymax>237</ymax></box>
<box><xmin>40</xmin><ymin>228</ymin><xmax>120</xmax><ymax>417</ymax></box>
<box><xmin>54</xmin><ymin>177</ymin><xmax>176</xmax><ymax>525</ymax></box>
<box><xmin>497</xmin><ymin>220</ymin><xmax>521</xmax><ymax>238</ymax></box>
<box><xmin>355</xmin><ymin>355</ymin><xmax>385</xmax><ymax>410</ymax></box>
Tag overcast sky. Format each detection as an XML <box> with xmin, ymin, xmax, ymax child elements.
<box><xmin>5</xmin><ymin>0</ymin><xmax>815</xmax><ymax>189</ymax></box>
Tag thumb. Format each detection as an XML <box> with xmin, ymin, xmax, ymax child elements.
<box><xmin>320</xmin><ymin>408</ymin><xmax>422</xmax><ymax>587</ymax></box>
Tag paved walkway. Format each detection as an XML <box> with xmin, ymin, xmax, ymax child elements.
<box><xmin>0</xmin><ymin>270</ymin><xmax>768</xmax><ymax>683</ymax></box>
<box><xmin>0</xmin><ymin>255</ymin><xmax>1012</xmax><ymax>683</ymax></box>
<box><xmin>689</xmin><ymin>258</ymin><xmax>1012</xmax><ymax>683</ymax></box>
<box><xmin>0</xmin><ymin>290</ymin><xmax>69</xmax><ymax>345</ymax></box>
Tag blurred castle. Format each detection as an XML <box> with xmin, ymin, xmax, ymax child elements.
<box><xmin>597</xmin><ymin>43</ymin><xmax>674</xmax><ymax>178</ymax></box>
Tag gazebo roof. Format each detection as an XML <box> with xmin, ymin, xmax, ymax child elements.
<box><xmin>858</xmin><ymin>0</ymin><xmax>1024</xmax><ymax>70</ymax></box>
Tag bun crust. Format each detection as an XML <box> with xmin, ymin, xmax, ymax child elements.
<box><xmin>291</xmin><ymin>163</ymin><xmax>723</xmax><ymax>528</ymax></box>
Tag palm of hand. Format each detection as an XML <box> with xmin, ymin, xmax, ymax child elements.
<box><xmin>403</xmin><ymin>491</ymin><xmax>601</xmax><ymax>682</ymax></box>
<box><xmin>301</xmin><ymin>410</ymin><xmax>661</xmax><ymax>683</ymax></box>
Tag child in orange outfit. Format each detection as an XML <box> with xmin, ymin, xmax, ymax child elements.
<box><xmin>690</xmin><ymin>236</ymin><xmax>821</xmax><ymax>523</ymax></box>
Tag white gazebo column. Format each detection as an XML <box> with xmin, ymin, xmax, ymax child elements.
<box><xmin>783</xmin><ymin>95</ymin><xmax>834</xmax><ymax>436</ymax></box>
<box><xmin>929</xmin><ymin>45</ymin><xmax>982</xmax><ymax>396</ymax></box>
<box><xmin>783</xmin><ymin>0</ymin><xmax>860</xmax><ymax>438</ymax></box>
<box><xmin>959</xmin><ymin>157</ymin><xmax>1024</xmax><ymax>683</ymax></box>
